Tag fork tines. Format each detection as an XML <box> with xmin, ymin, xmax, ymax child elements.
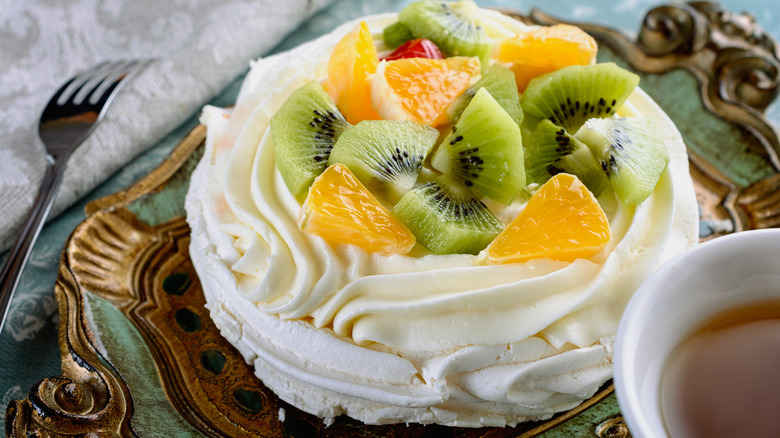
<box><xmin>44</xmin><ymin>60</ymin><xmax>150</xmax><ymax>121</ymax></box>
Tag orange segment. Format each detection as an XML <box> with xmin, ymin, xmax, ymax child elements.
<box><xmin>495</xmin><ymin>24</ymin><xmax>597</xmax><ymax>92</ymax></box>
<box><xmin>327</xmin><ymin>21</ymin><xmax>382</xmax><ymax>124</ymax></box>
<box><xmin>371</xmin><ymin>56</ymin><xmax>480</xmax><ymax>126</ymax></box>
<box><xmin>485</xmin><ymin>173</ymin><xmax>610</xmax><ymax>264</ymax></box>
<box><xmin>298</xmin><ymin>163</ymin><xmax>415</xmax><ymax>255</ymax></box>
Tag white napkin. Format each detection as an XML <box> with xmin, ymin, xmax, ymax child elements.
<box><xmin>0</xmin><ymin>0</ymin><xmax>333</xmax><ymax>252</ymax></box>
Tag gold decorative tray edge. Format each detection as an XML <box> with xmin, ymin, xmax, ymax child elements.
<box><xmin>4</xmin><ymin>127</ymin><xmax>208</xmax><ymax>438</ymax></box>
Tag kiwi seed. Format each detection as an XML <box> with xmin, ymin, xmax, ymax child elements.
<box><xmin>392</xmin><ymin>176</ymin><xmax>504</xmax><ymax>255</ymax></box>
<box><xmin>525</xmin><ymin>119</ymin><xmax>608</xmax><ymax>195</ymax></box>
<box><xmin>575</xmin><ymin>116</ymin><xmax>670</xmax><ymax>205</ymax></box>
<box><xmin>270</xmin><ymin>81</ymin><xmax>350</xmax><ymax>201</ymax></box>
<box><xmin>521</xmin><ymin>63</ymin><xmax>640</xmax><ymax>133</ymax></box>
<box><xmin>327</xmin><ymin>120</ymin><xmax>438</xmax><ymax>203</ymax></box>
<box><xmin>432</xmin><ymin>88</ymin><xmax>525</xmax><ymax>205</ymax></box>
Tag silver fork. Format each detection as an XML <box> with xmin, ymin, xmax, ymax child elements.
<box><xmin>0</xmin><ymin>60</ymin><xmax>150</xmax><ymax>334</ymax></box>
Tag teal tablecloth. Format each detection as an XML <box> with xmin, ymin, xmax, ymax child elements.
<box><xmin>2</xmin><ymin>0</ymin><xmax>779</xmax><ymax>433</ymax></box>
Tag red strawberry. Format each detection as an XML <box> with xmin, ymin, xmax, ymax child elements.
<box><xmin>382</xmin><ymin>38</ymin><xmax>445</xmax><ymax>61</ymax></box>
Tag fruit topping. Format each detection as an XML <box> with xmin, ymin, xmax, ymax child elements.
<box><xmin>525</xmin><ymin>119</ymin><xmax>608</xmax><ymax>195</ymax></box>
<box><xmin>270</xmin><ymin>81</ymin><xmax>350</xmax><ymax>202</ymax></box>
<box><xmin>521</xmin><ymin>63</ymin><xmax>639</xmax><ymax>133</ymax></box>
<box><xmin>392</xmin><ymin>176</ymin><xmax>504</xmax><ymax>255</ymax></box>
<box><xmin>485</xmin><ymin>173</ymin><xmax>611</xmax><ymax>264</ymax></box>
<box><xmin>299</xmin><ymin>163</ymin><xmax>416</xmax><ymax>255</ymax></box>
<box><xmin>327</xmin><ymin>21</ymin><xmax>382</xmax><ymax>124</ymax></box>
<box><xmin>371</xmin><ymin>56</ymin><xmax>480</xmax><ymax>126</ymax></box>
<box><xmin>272</xmin><ymin>6</ymin><xmax>664</xmax><ymax>259</ymax></box>
<box><xmin>327</xmin><ymin>120</ymin><xmax>439</xmax><ymax>203</ymax></box>
<box><xmin>496</xmin><ymin>24</ymin><xmax>598</xmax><ymax>92</ymax></box>
<box><xmin>431</xmin><ymin>88</ymin><xmax>525</xmax><ymax>205</ymax></box>
<box><xmin>398</xmin><ymin>1</ymin><xmax>492</xmax><ymax>66</ymax></box>
<box><xmin>382</xmin><ymin>38</ymin><xmax>445</xmax><ymax>61</ymax></box>
<box><xmin>575</xmin><ymin>116</ymin><xmax>670</xmax><ymax>205</ymax></box>
<box><xmin>444</xmin><ymin>63</ymin><xmax>523</xmax><ymax>126</ymax></box>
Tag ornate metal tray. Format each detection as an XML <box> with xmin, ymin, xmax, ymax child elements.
<box><xmin>5</xmin><ymin>2</ymin><xmax>779</xmax><ymax>437</ymax></box>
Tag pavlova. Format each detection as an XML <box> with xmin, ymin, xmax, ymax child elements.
<box><xmin>184</xmin><ymin>0</ymin><xmax>698</xmax><ymax>427</ymax></box>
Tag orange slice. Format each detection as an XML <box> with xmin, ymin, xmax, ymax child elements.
<box><xmin>298</xmin><ymin>163</ymin><xmax>415</xmax><ymax>255</ymax></box>
<box><xmin>485</xmin><ymin>173</ymin><xmax>610</xmax><ymax>264</ymax></box>
<box><xmin>327</xmin><ymin>21</ymin><xmax>382</xmax><ymax>124</ymax></box>
<box><xmin>371</xmin><ymin>56</ymin><xmax>480</xmax><ymax>126</ymax></box>
<box><xmin>495</xmin><ymin>24</ymin><xmax>597</xmax><ymax>92</ymax></box>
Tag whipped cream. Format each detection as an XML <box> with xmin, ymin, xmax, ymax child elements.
<box><xmin>185</xmin><ymin>8</ymin><xmax>699</xmax><ymax>426</ymax></box>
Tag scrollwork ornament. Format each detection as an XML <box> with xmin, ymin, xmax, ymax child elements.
<box><xmin>690</xmin><ymin>1</ymin><xmax>779</xmax><ymax>55</ymax></box>
<box><xmin>35</xmin><ymin>376</ymin><xmax>96</xmax><ymax>418</ymax></box>
<box><xmin>5</xmin><ymin>375</ymin><xmax>115</xmax><ymax>437</ymax></box>
<box><xmin>714</xmin><ymin>49</ymin><xmax>779</xmax><ymax>110</ymax></box>
<box><xmin>596</xmin><ymin>415</ymin><xmax>632</xmax><ymax>438</ymax></box>
<box><xmin>639</xmin><ymin>3</ymin><xmax>708</xmax><ymax>56</ymax></box>
<box><xmin>5</xmin><ymin>259</ymin><xmax>134</xmax><ymax>437</ymax></box>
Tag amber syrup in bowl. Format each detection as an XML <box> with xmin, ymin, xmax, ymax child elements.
<box><xmin>660</xmin><ymin>300</ymin><xmax>780</xmax><ymax>438</ymax></box>
<box><xmin>614</xmin><ymin>229</ymin><xmax>780</xmax><ymax>438</ymax></box>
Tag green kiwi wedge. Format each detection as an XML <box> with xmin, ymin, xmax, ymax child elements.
<box><xmin>431</xmin><ymin>88</ymin><xmax>525</xmax><ymax>205</ymax></box>
<box><xmin>575</xmin><ymin>116</ymin><xmax>670</xmax><ymax>205</ymax></box>
<box><xmin>383</xmin><ymin>21</ymin><xmax>414</xmax><ymax>49</ymax></box>
<box><xmin>270</xmin><ymin>81</ymin><xmax>350</xmax><ymax>202</ymax></box>
<box><xmin>392</xmin><ymin>176</ymin><xmax>504</xmax><ymax>255</ymax></box>
<box><xmin>525</xmin><ymin>119</ymin><xmax>608</xmax><ymax>195</ymax></box>
<box><xmin>521</xmin><ymin>63</ymin><xmax>640</xmax><ymax>133</ymax></box>
<box><xmin>445</xmin><ymin>64</ymin><xmax>524</xmax><ymax>126</ymax></box>
<box><xmin>327</xmin><ymin>120</ymin><xmax>439</xmax><ymax>203</ymax></box>
<box><xmin>398</xmin><ymin>0</ymin><xmax>491</xmax><ymax>66</ymax></box>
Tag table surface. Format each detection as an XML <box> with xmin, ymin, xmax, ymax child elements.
<box><xmin>2</xmin><ymin>0</ymin><xmax>779</xmax><ymax>433</ymax></box>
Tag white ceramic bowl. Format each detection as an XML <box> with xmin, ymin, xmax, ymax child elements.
<box><xmin>614</xmin><ymin>229</ymin><xmax>780</xmax><ymax>438</ymax></box>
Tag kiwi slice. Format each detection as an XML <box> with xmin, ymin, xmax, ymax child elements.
<box><xmin>575</xmin><ymin>116</ymin><xmax>670</xmax><ymax>205</ymax></box>
<box><xmin>398</xmin><ymin>0</ymin><xmax>491</xmax><ymax>66</ymax></box>
<box><xmin>431</xmin><ymin>88</ymin><xmax>525</xmax><ymax>205</ymax></box>
<box><xmin>392</xmin><ymin>176</ymin><xmax>504</xmax><ymax>254</ymax></box>
<box><xmin>445</xmin><ymin>64</ymin><xmax>524</xmax><ymax>126</ymax></box>
<box><xmin>270</xmin><ymin>81</ymin><xmax>350</xmax><ymax>201</ymax></box>
<box><xmin>525</xmin><ymin>119</ymin><xmax>608</xmax><ymax>195</ymax></box>
<box><xmin>327</xmin><ymin>120</ymin><xmax>439</xmax><ymax>203</ymax></box>
<box><xmin>521</xmin><ymin>63</ymin><xmax>640</xmax><ymax>133</ymax></box>
<box><xmin>383</xmin><ymin>21</ymin><xmax>414</xmax><ymax>49</ymax></box>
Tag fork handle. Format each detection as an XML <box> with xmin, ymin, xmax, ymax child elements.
<box><xmin>0</xmin><ymin>156</ymin><xmax>66</xmax><ymax>334</ymax></box>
